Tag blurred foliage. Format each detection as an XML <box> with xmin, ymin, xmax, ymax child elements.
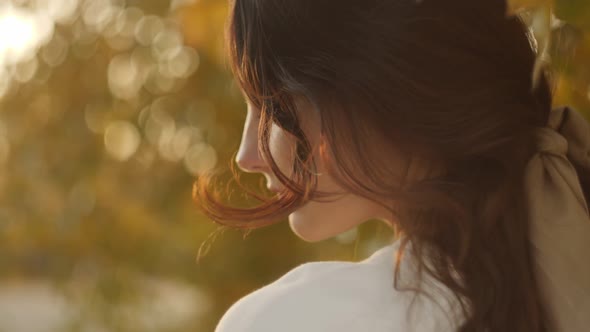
<box><xmin>508</xmin><ymin>0</ymin><xmax>590</xmax><ymax>113</ymax></box>
<box><xmin>0</xmin><ymin>0</ymin><xmax>588</xmax><ymax>331</ymax></box>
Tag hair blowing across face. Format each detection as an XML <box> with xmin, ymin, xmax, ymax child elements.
<box><xmin>191</xmin><ymin>0</ymin><xmax>577</xmax><ymax>331</ymax></box>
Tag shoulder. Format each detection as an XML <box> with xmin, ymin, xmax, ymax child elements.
<box><xmin>214</xmin><ymin>241</ymin><xmax>464</xmax><ymax>332</ymax></box>
<box><xmin>214</xmin><ymin>260</ymin><xmax>391</xmax><ymax>332</ymax></box>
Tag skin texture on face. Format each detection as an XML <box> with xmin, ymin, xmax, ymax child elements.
<box><xmin>235</xmin><ymin>97</ymin><xmax>393</xmax><ymax>242</ymax></box>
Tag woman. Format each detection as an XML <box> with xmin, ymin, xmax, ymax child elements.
<box><xmin>193</xmin><ymin>0</ymin><xmax>590</xmax><ymax>330</ymax></box>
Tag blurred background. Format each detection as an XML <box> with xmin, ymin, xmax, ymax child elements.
<box><xmin>0</xmin><ymin>0</ymin><xmax>588</xmax><ymax>331</ymax></box>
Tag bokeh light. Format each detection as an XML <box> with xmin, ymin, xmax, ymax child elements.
<box><xmin>104</xmin><ymin>120</ymin><xmax>141</xmax><ymax>161</ymax></box>
<box><xmin>184</xmin><ymin>142</ymin><xmax>218</xmax><ymax>176</ymax></box>
<box><xmin>0</xmin><ymin>5</ymin><xmax>52</xmax><ymax>67</ymax></box>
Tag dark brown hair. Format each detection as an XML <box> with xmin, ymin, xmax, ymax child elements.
<box><xmin>193</xmin><ymin>0</ymin><xmax>566</xmax><ymax>330</ymax></box>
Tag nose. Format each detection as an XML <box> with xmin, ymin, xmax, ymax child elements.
<box><xmin>235</xmin><ymin>112</ymin><xmax>266</xmax><ymax>173</ymax></box>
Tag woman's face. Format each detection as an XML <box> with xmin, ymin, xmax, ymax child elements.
<box><xmin>235</xmin><ymin>96</ymin><xmax>393</xmax><ymax>242</ymax></box>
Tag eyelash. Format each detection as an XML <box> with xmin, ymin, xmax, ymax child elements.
<box><xmin>271</xmin><ymin>112</ymin><xmax>298</xmax><ymax>133</ymax></box>
<box><xmin>249</xmin><ymin>101</ymin><xmax>297</xmax><ymax>133</ymax></box>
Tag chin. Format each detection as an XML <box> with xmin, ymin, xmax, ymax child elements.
<box><xmin>288</xmin><ymin>213</ymin><xmax>331</xmax><ymax>243</ymax></box>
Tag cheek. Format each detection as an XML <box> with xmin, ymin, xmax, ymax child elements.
<box><xmin>286</xmin><ymin>143</ymin><xmax>387</xmax><ymax>241</ymax></box>
<box><xmin>268</xmin><ymin>123</ymin><xmax>296</xmax><ymax>178</ymax></box>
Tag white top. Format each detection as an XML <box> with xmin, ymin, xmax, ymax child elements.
<box><xmin>214</xmin><ymin>239</ymin><xmax>465</xmax><ymax>332</ymax></box>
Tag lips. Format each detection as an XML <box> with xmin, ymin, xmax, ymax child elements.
<box><xmin>267</xmin><ymin>184</ymin><xmax>281</xmax><ymax>193</ymax></box>
<box><xmin>268</xmin><ymin>186</ymin><xmax>281</xmax><ymax>193</ymax></box>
